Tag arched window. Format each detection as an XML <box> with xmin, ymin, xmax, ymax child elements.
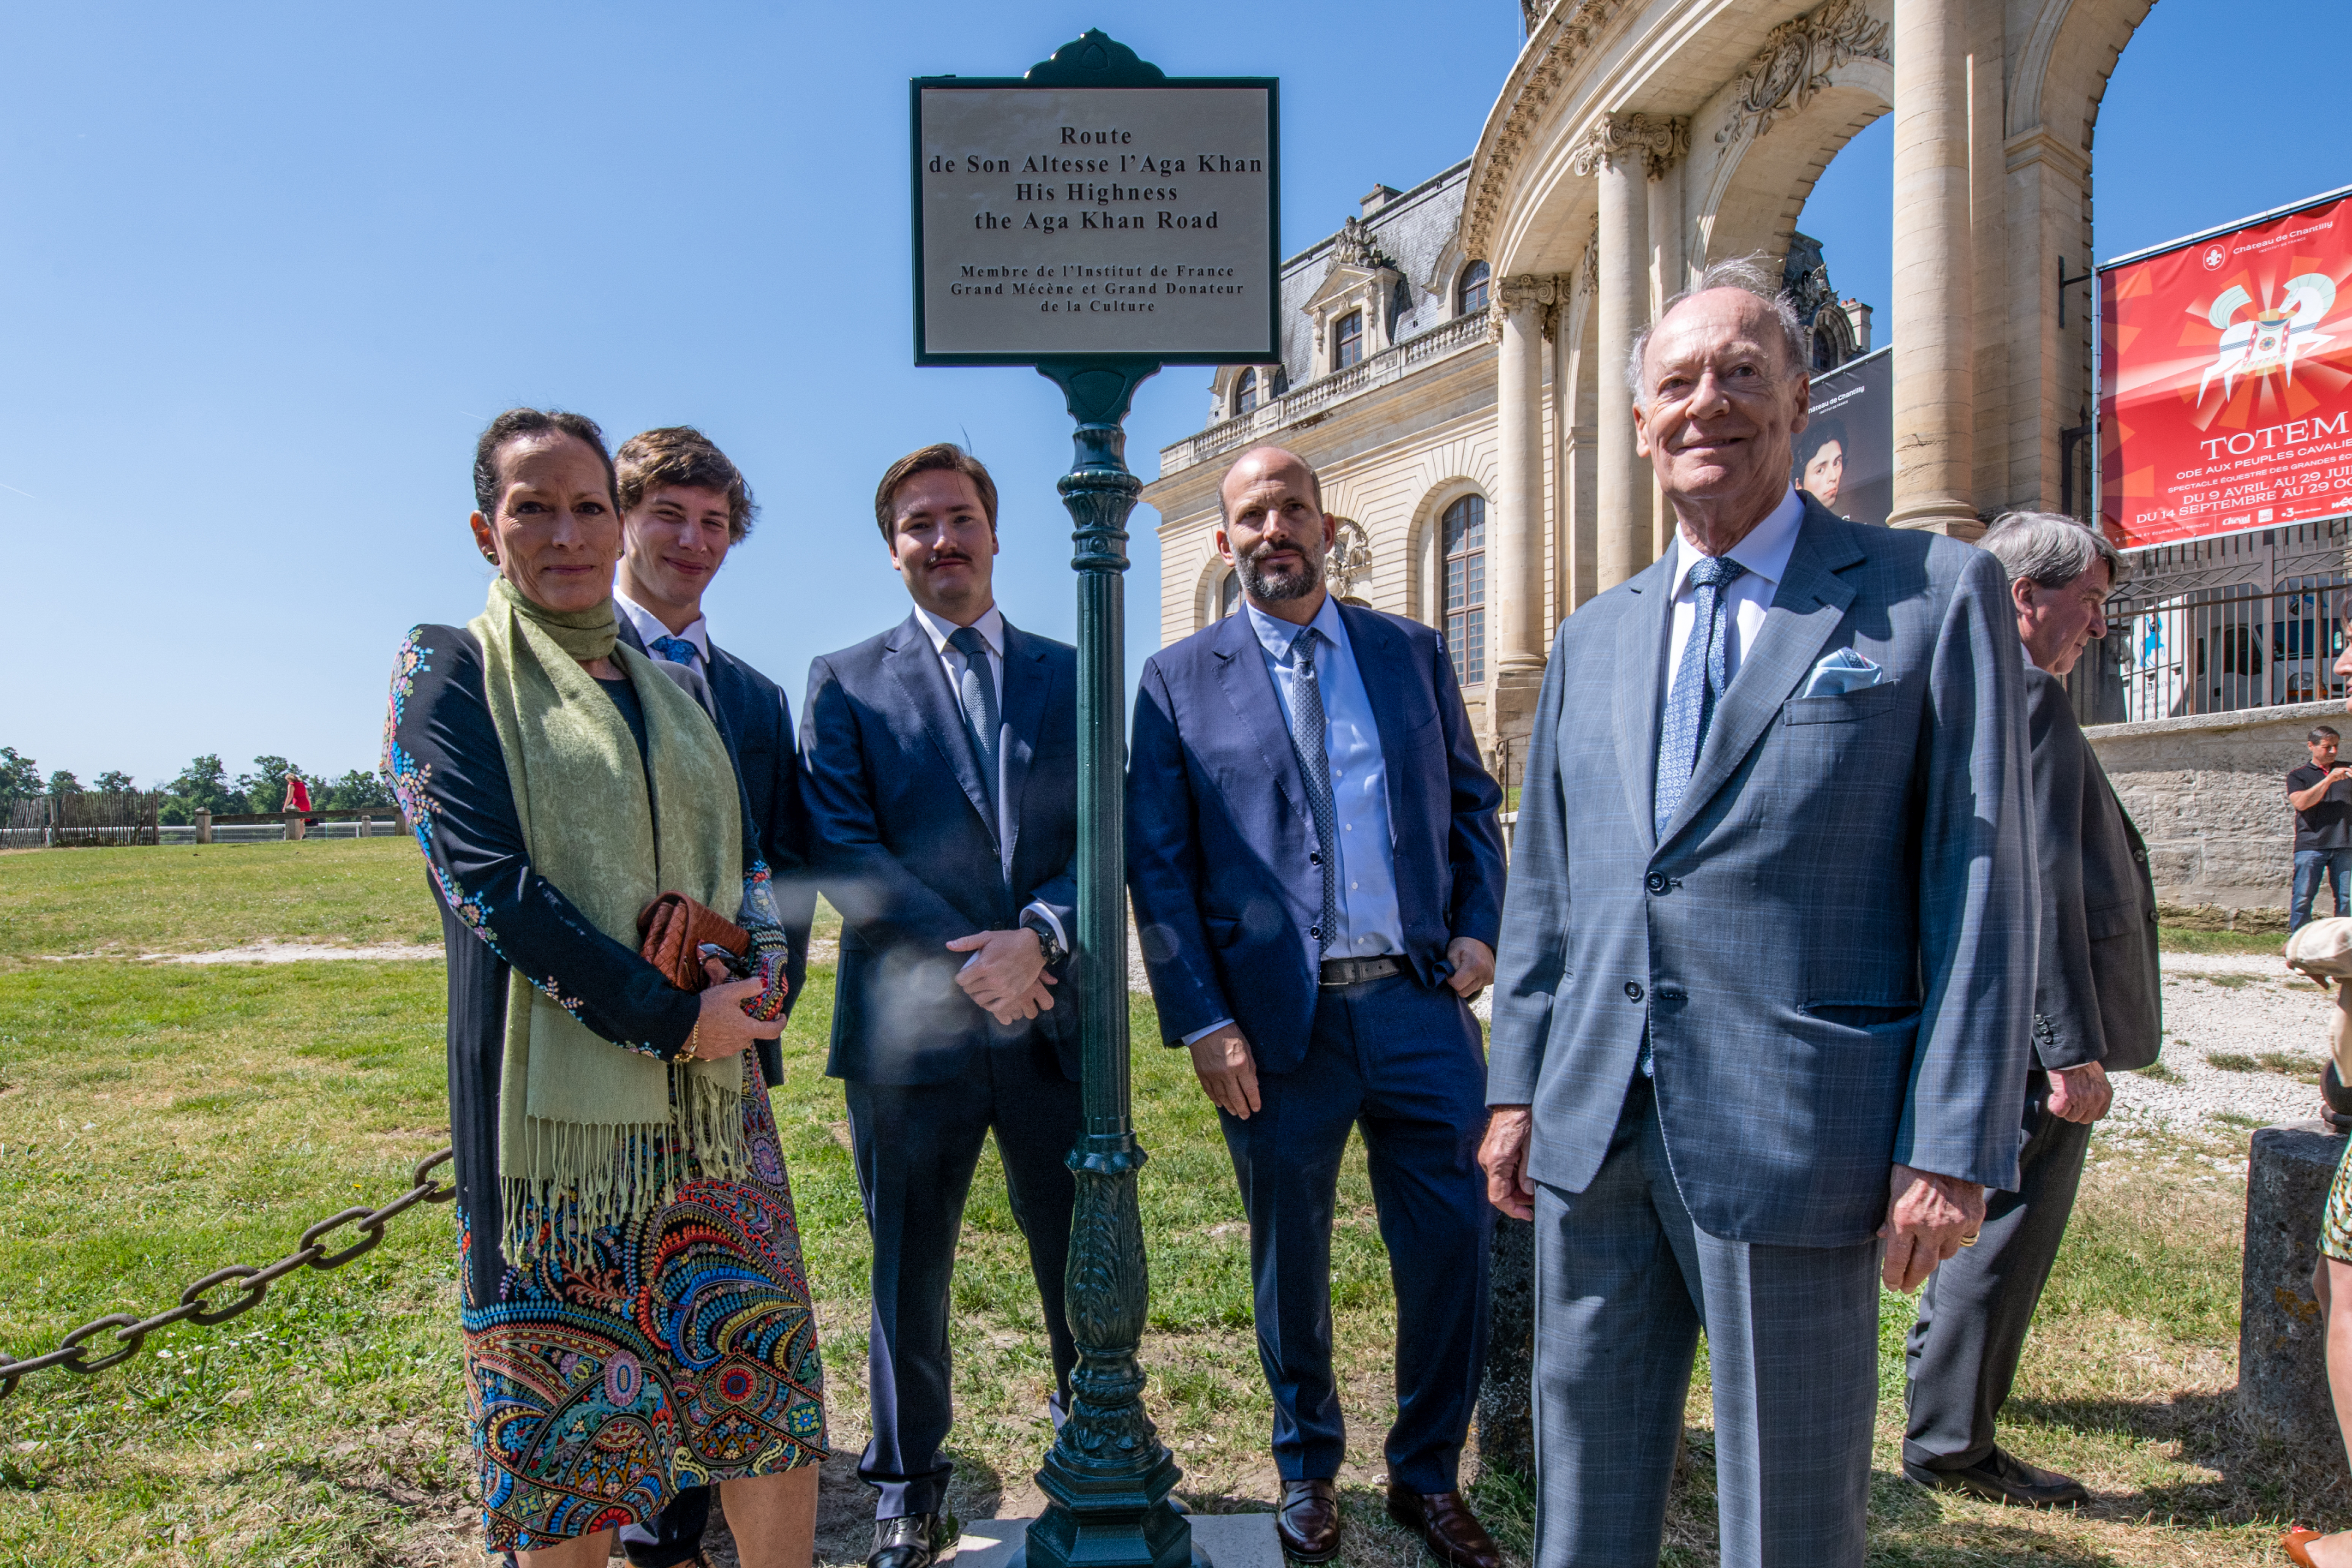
<box><xmin>1443</xmin><ymin>495</ymin><xmax>1486</xmax><ymax>685</ymax></box>
<box><xmin>1334</xmin><ymin>311</ymin><xmax>1364</xmax><ymax>370</ymax></box>
<box><xmin>1457</xmin><ymin>260</ymin><xmax>1491</xmax><ymax>318</ymax></box>
<box><xmin>1218</xmin><ymin>569</ymin><xmax>1241</xmax><ymax>620</ymax></box>
<box><xmin>1236</xmin><ymin>367</ymin><xmax>1258</xmax><ymax>416</ymax></box>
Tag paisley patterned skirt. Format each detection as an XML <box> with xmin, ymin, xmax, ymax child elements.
<box><xmin>461</xmin><ymin>1058</ymin><xmax>827</xmax><ymax>1551</ymax></box>
<box><xmin>2324</xmin><ymin>1133</ymin><xmax>2352</xmax><ymax>1266</ymax></box>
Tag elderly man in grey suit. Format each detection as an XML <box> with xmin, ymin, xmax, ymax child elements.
<box><xmin>1902</xmin><ymin>512</ymin><xmax>2161</xmax><ymax>1507</ymax></box>
<box><xmin>1477</xmin><ymin>257</ymin><xmax>2037</xmax><ymax>1568</ymax></box>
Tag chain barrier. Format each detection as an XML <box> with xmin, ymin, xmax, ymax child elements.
<box><xmin>0</xmin><ymin>1147</ymin><xmax>456</xmax><ymax>1400</ymax></box>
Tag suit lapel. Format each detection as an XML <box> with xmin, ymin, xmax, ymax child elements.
<box><xmin>1337</xmin><ymin>602</ymin><xmax>1415</xmax><ymax>820</ymax></box>
<box><xmin>1612</xmin><ymin>556</ymin><xmax>1676</xmax><ymax>857</ymax></box>
<box><xmin>997</xmin><ymin>620</ymin><xmax>1052</xmax><ymax>866</ymax></box>
<box><xmin>884</xmin><ymin>612</ymin><xmax>997</xmax><ymax>843</ymax></box>
<box><xmin>1658</xmin><ymin>503</ymin><xmax>1862</xmax><ymax>847</ymax></box>
<box><xmin>1211</xmin><ymin>612</ymin><xmax>1309</xmax><ymax>820</ymax></box>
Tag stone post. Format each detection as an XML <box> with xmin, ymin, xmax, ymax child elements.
<box><xmin>1492</xmin><ymin>274</ymin><xmax>1553</xmax><ymax>746</ymax></box>
<box><xmin>1888</xmin><ymin>0</ymin><xmax>1976</xmax><ymax>534</ymax></box>
<box><xmin>1475</xmin><ymin>1216</ymin><xmax>1536</xmax><ymax>1482</ymax></box>
<box><xmin>2241</xmin><ymin>1119</ymin><xmax>2352</xmax><ymax>1482</ymax></box>
<box><xmin>283</xmin><ymin>810</ymin><xmax>304</xmax><ymax>842</ymax></box>
<box><xmin>194</xmin><ymin>809</ymin><xmax>212</xmax><ymax>845</ymax></box>
<box><xmin>1575</xmin><ymin>113</ymin><xmax>1685</xmax><ymax>591</ymax></box>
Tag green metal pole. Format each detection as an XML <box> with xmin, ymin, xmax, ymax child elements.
<box><xmin>1021</xmin><ymin>357</ymin><xmax>1201</xmax><ymax>1568</ymax></box>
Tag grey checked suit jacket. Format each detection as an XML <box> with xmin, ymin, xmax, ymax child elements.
<box><xmin>1487</xmin><ymin>498</ymin><xmax>2037</xmax><ymax>1246</ymax></box>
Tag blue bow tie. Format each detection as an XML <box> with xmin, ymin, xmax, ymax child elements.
<box><xmin>649</xmin><ymin>634</ymin><xmax>699</xmax><ymax>667</ymax></box>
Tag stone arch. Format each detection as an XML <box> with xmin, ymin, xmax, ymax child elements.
<box><xmin>1192</xmin><ymin>548</ymin><xmax>1236</xmax><ymax>634</ymax></box>
<box><xmin>1690</xmin><ymin>59</ymin><xmax>1891</xmax><ymax>269</ymax></box>
<box><xmin>1405</xmin><ymin>475</ymin><xmax>1493</xmax><ymax>632</ymax></box>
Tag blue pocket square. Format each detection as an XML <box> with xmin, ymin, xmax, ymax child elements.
<box><xmin>1802</xmin><ymin>648</ymin><xmax>1884</xmax><ymax>697</ymax></box>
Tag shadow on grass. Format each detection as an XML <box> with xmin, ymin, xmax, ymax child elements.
<box><xmin>2010</xmin><ymin>1389</ymin><xmax>2351</xmax><ymax>1526</ymax></box>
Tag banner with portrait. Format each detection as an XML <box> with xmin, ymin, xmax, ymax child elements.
<box><xmin>2100</xmin><ymin>188</ymin><xmax>2352</xmax><ymax>548</ymax></box>
<box><xmin>1794</xmin><ymin>344</ymin><xmax>1891</xmax><ymax>526</ymax></box>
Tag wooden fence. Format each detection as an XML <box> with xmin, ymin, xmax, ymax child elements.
<box><xmin>3</xmin><ymin>792</ymin><xmax>164</xmax><ymax>849</ymax></box>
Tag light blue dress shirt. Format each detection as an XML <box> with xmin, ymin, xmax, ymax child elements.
<box><xmin>1183</xmin><ymin>594</ymin><xmax>1405</xmax><ymax>1047</ymax></box>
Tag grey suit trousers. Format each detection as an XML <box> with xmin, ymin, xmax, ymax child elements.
<box><xmin>1902</xmin><ymin>1080</ymin><xmax>2093</xmax><ymax>1470</ymax></box>
<box><xmin>1533</xmin><ymin>1079</ymin><xmax>1883</xmax><ymax>1568</ymax></box>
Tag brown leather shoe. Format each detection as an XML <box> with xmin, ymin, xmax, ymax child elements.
<box><xmin>1385</xmin><ymin>1484</ymin><xmax>1503</xmax><ymax>1568</ymax></box>
<box><xmin>1276</xmin><ymin>1478</ymin><xmax>1342</xmax><ymax>1565</ymax></box>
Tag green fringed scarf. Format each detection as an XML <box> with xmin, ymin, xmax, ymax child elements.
<box><xmin>469</xmin><ymin>577</ymin><xmax>746</xmax><ymax>1264</ymax></box>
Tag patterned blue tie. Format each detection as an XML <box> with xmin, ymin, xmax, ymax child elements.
<box><xmin>1286</xmin><ymin>626</ymin><xmax>1340</xmax><ymax>956</ymax></box>
<box><xmin>1653</xmin><ymin>555</ymin><xmax>1748</xmax><ymax>838</ymax></box>
<box><xmin>947</xmin><ymin>625</ymin><xmax>1000</xmax><ymax>816</ymax></box>
<box><xmin>648</xmin><ymin>634</ymin><xmax>699</xmax><ymax>669</ymax></box>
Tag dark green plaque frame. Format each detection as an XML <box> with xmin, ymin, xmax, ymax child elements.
<box><xmin>907</xmin><ymin>28</ymin><xmax>1281</xmax><ymax>1568</ymax></box>
<box><xmin>910</xmin><ymin>29</ymin><xmax>1279</xmax><ymax>368</ymax></box>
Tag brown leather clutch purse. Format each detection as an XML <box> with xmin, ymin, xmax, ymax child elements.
<box><xmin>637</xmin><ymin>891</ymin><xmax>750</xmax><ymax>993</ymax></box>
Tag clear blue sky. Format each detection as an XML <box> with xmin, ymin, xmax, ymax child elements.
<box><xmin>2</xmin><ymin>0</ymin><xmax>2342</xmax><ymax>788</ymax></box>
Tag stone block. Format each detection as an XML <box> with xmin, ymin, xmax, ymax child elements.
<box><xmin>2240</xmin><ymin>1119</ymin><xmax>2352</xmax><ymax>1480</ymax></box>
<box><xmin>952</xmin><ymin>1513</ymin><xmax>1274</xmax><ymax>1568</ymax></box>
<box><xmin>1476</xmin><ymin>1216</ymin><xmax>1534</xmax><ymax>1482</ymax></box>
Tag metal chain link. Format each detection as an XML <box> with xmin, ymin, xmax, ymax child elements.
<box><xmin>0</xmin><ymin>1147</ymin><xmax>455</xmax><ymax>1400</ymax></box>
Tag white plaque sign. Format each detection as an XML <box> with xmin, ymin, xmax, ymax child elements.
<box><xmin>912</xmin><ymin>82</ymin><xmax>1278</xmax><ymax>364</ymax></box>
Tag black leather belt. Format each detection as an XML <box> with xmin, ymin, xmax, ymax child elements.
<box><xmin>1319</xmin><ymin>955</ymin><xmax>1404</xmax><ymax>988</ymax></box>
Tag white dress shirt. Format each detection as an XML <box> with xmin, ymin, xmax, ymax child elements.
<box><xmin>1661</xmin><ymin>486</ymin><xmax>1805</xmax><ymax>703</ymax></box>
<box><xmin>908</xmin><ymin>601</ymin><xmax>1065</xmax><ymax>953</ymax></box>
<box><xmin>614</xmin><ymin>590</ymin><xmax>711</xmax><ymax>671</ymax></box>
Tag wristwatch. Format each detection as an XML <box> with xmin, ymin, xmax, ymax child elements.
<box><xmin>1024</xmin><ymin>916</ymin><xmax>1069</xmax><ymax>969</ymax></box>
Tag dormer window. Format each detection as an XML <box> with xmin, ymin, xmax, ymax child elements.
<box><xmin>1457</xmin><ymin>261</ymin><xmax>1491</xmax><ymax>318</ymax></box>
<box><xmin>1237</xmin><ymin>367</ymin><xmax>1259</xmax><ymax>415</ymax></box>
<box><xmin>1334</xmin><ymin>312</ymin><xmax>1364</xmax><ymax>370</ymax></box>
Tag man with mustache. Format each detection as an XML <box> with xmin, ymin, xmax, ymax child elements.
<box><xmin>800</xmin><ymin>444</ymin><xmax>1083</xmax><ymax>1568</ymax></box>
<box><xmin>1481</xmin><ymin>259</ymin><xmax>2034</xmax><ymax>1568</ymax></box>
<box><xmin>607</xmin><ymin>424</ymin><xmax>821</xmax><ymax>1568</ymax></box>
<box><xmin>1127</xmin><ymin>446</ymin><xmax>1508</xmax><ymax>1568</ymax></box>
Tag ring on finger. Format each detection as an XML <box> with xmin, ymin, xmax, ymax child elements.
<box><xmin>1958</xmin><ymin>1231</ymin><xmax>1981</xmax><ymax>1247</ymax></box>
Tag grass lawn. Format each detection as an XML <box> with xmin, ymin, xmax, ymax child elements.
<box><xmin>0</xmin><ymin>846</ymin><xmax>2341</xmax><ymax>1565</ymax></box>
<box><xmin>2159</xmin><ymin>927</ymin><xmax>2295</xmax><ymax>958</ymax></box>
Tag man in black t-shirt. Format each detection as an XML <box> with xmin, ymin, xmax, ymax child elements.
<box><xmin>2287</xmin><ymin>724</ymin><xmax>2352</xmax><ymax>928</ymax></box>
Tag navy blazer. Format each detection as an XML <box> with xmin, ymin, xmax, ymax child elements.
<box><xmin>1487</xmin><ymin>498</ymin><xmax>2037</xmax><ymax>1246</ymax></box>
<box><xmin>1126</xmin><ymin>600</ymin><xmax>1506</xmax><ymax>1072</ymax></box>
<box><xmin>800</xmin><ymin>612</ymin><xmax>1080</xmax><ymax>1086</ymax></box>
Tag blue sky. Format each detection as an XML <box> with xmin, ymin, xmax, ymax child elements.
<box><xmin>2</xmin><ymin>0</ymin><xmax>2344</xmax><ymax>787</ymax></box>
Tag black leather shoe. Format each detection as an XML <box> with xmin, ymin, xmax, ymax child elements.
<box><xmin>1276</xmin><ymin>1479</ymin><xmax>1342</xmax><ymax>1565</ymax></box>
<box><xmin>1904</xmin><ymin>1448</ymin><xmax>2089</xmax><ymax>1508</ymax></box>
<box><xmin>1385</xmin><ymin>1484</ymin><xmax>1503</xmax><ymax>1568</ymax></box>
<box><xmin>869</xmin><ymin>1510</ymin><xmax>961</xmax><ymax>1568</ymax></box>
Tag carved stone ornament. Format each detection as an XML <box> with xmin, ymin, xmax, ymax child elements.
<box><xmin>1486</xmin><ymin>273</ymin><xmax>1558</xmax><ymax>344</ymax></box>
<box><xmin>1331</xmin><ymin>214</ymin><xmax>1394</xmax><ymax>274</ymax></box>
<box><xmin>1576</xmin><ymin>219</ymin><xmax>1600</xmax><ymax>300</ymax></box>
<box><xmin>1462</xmin><ymin>0</ymin><xmax>1632</xmax><ymax>256</ymax></box>
<box><xmin>1569</xmin><ymin>112</ymin><xmax>1690</xmax><ymax>182</ymax></box>
<box><xmin>1714</xmin><ymin>0</ymin><xmax>1892</xmax><ymax>155</ymax></box>
<box><xmin>1326</xmin><ymin>515</ymin><xmax>1374</xmax><ymax>597</ymax></box>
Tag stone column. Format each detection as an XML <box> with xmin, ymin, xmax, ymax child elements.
<box><xmin>1889</xmin><ymin>0</ymin><xmax>1976</xmax><ymax>534</ymax></box>
<box><xmin>1492</xmin><ymin>274</ymin><xmax>1554</xmax><ymax>743</ymax></box>
<box><xmin>1647</xmin><ymin>151</ymin><xmax>1688</xmax><ymax>561</ymax></box>
<box><xmin>1576</xmin><ymin>113</ymin><xmax>1686</xmax><ymax>590</ymax></box>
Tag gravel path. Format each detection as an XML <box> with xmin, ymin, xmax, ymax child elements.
<box><xmin>2113</xmin><ymin>952</ymin><xmax>2336</xmax><ymax>1133</ymax></box>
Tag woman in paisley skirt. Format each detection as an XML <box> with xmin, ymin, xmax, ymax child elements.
<box><xmin>385</xmin><ymin>408</ymin><xmax>826</xmax><ymax>1567</ymax></box>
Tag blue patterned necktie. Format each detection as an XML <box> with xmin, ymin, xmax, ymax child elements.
<box><xmin>1653</xmin><ymin>554</ymin><xmax>1748</xmax><ymax>838</ymax></box>
<box><xmin>947</xmin><ymin>625</ymin><xmax>1000</xmax><ymax>815</ymax></box>
<box><xmin>648</xmin><ymin>634</ymin><xmax>699</xmax><ymax>669</ymax></box>
<box><xmin>1286</xmin><ymin>626</ymin><xmax>1340</xmax><ymax>956</ymax></box>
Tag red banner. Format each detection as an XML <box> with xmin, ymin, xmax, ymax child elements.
<box><xmin>2101</xmin><ymin>191</ymin><xmax>2352</xmax><ymax>547</ymax></box>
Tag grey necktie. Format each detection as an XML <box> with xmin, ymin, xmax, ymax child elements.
<box><xmin>1286</xmin><ymin>626</ymin><xmax>1340</xmax><ymax>956</ymax></box>
<box><xmin>947</xmin><ymin>625</ymin><xmax>999</xmax><ymax>816</ymax></box>
<box><xmin>1653</xmin><ymin>555</ymin><xmax>1748</xmax><ymax>838</ymax></box>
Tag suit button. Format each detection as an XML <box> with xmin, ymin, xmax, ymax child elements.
<box><xmin>1625</xmin><ymin>981</ymin><xmax>1645</xmax><ymax>1002</ymax></box>
<box><xmin>1310</xmin><ymin>925</ymin><xmax>1322</xmax><ymax>940</ymax></box>
<box><xmin>1645</xmin><ymin>873</ymin><xmax>1669</xmax><ymax>894</ymax></box>
<box><xmin>2146</xmin><ymin>909</ymin><xmax>2158</xmax><ymax>925</ymax></box>
<box><xmin>1310</xmin><ymin>852</ymin><xmax>1321</xmax><ymax>865</ymax></box>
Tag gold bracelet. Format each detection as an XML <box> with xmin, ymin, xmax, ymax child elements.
<box><xmin>681</xmin><ymin>1018</ymin><xmax>700</xmax><ymax>1063</ymax></box>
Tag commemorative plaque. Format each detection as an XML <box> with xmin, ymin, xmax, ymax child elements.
<box><xmin>912</xmin><ymin>50</ymin><xmax>1277</xmax><ymax>364</ymax></box>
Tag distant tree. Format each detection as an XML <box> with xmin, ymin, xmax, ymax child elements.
<box><xmin>158</xmin><ymin>797</ymin><xmax>193</xmax><ymax>826</ymax></box>
<box><xmin>46</xmin><ymin>769</ymin><xmax>82</xmax><ymax>796</ymax></box>
<box><xmin>234</xmin><ymin>756</ymin><xmax>305</xmax><ymax>812</ymax></box>
<box><xmin>0</xmin><ymin>748</ymin><xmax>41</xmax><ymax>807</ymax></box>
<box><xmin>92</xmin><ymin>770</ymin><xmax>137</xmax><ymax>793</ymax></box>
<box><xmin>165</xmin><ymin>754</ymin><xmax>241</xmax><ymax>816</ymax></box>
<box><xmin>320</xmin><ymin>768</ymin><xmax>395</xmax><ymax>810</ymax></box>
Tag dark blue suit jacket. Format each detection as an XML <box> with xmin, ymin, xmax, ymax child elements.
<box><xmin>617</xmin><ymin>619</ymin><xmax>818</xmax><ymax>1085</ymax></box>
<box><xmin>1126</xmin><ymin>600</ymin><xmax>1506</xmax><ymax>1072</ymax></box>
<box><xmin>800</xmin><ymin>612</ymin><xmax>1080</xmax><ymax>1086</ymax></box>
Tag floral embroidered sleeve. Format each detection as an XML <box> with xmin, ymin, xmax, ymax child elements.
<box><xmin>384</xmin><ymin>625</ymin><xmax>699</xmax><ymax>1059</ymax></box>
